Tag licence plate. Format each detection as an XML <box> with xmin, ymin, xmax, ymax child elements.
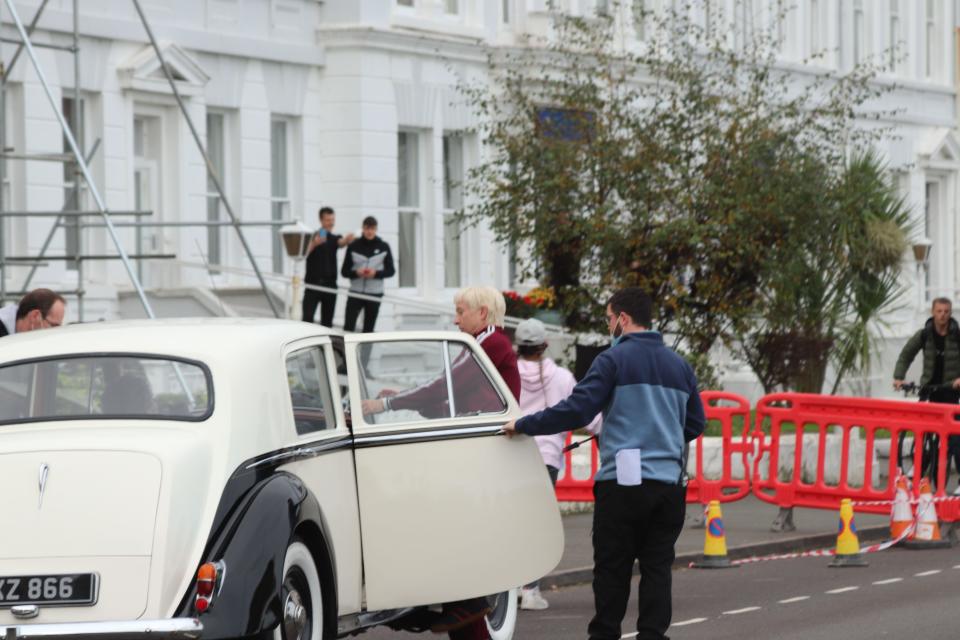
<box><xmin>0</xmin><ymin>574</ymin><xmax>97</xmax><ymax>607</ymax></box>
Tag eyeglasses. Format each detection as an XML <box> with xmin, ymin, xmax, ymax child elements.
<box><xmin>41</xmin><ymin>315</ymin><xmax>61</xmax><ymax>328</ymax></box>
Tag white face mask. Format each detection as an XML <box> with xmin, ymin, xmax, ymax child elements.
<box><xmin>611</xmin><ymin>316</ymin><xmax>624</xmax><ymax>345</ymax></box>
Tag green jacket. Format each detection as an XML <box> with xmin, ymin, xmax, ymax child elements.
<box><xmin>893</xmin><ymin>318</ymin><xmax>960</xmax><ymax>386</ymax></box>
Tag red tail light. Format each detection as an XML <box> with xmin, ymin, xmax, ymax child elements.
<box><xmin>194</xmin><ymin>561</ymin><xmax>225</xmax><ymax>614</ymax></box>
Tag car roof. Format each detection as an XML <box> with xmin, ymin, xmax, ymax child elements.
<box><xmin>0</xmin><ymin>318</ymin><xmax>340</xmax><ymax>368</ymax></box>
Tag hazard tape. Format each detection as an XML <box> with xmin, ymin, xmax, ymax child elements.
<box><xmin>708</xmin><ymin>503</ymin><xmax>935</xmax><ymax>567</ymax></box>
<box><xmin>852</xmin><ymin>495</ymin><xmax>960</xmax><ymax>507</ymax></box>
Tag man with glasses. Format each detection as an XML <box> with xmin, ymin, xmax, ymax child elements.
<box><xmin>0</xmin><ymin>288</ymin><xmax>67</xmax><ymax>337</ymax></box>
<box><xmin>503</xmin><ymin>287</ymin><xmax>705</xmax><ymax>640</ymax></box>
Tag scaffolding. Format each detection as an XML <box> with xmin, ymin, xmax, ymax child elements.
<box><xmin>0</xmin><ymin>0</ymin><xmax>287</xmax><ymax>321</ymax></box>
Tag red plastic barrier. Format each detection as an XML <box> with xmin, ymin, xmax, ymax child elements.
<box><xmin>751</xmin><ymin>393</ymin><xmax>960</xmax><ymax>521</ymax></box>
<box><xmin>686</xmin><ymin>391</ymin><xmax>753</xmax><ymax>505</ymax></box>
<box><xmin>554</xmin><ymin>431</ymin><xmax>600</xmax><ymax>502</ymax></box>
<box><xmin>554</xmin><ymin>391</ymin><xmax>753</xmax><ymax>504</ymax></box>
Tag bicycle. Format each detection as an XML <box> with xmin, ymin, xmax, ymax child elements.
<box><xmin>897</xmin><ymin>381</ymin><xmax>960</xmax><ymax>489</ymax></box>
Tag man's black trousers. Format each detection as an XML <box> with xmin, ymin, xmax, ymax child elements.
<box><xmin>588</xmin><ymin>479</ymin><xmax>686</xmax><ymax>640</ymax></box>
<box><xmin>302</xmin><ymin>282</ymin><xmax>337</xmax><ymax>327</ymax></box>
<box><xmin>344</xmin><ymin>294</ymin><xmax>382</xmax><ymax>333</ymax></box>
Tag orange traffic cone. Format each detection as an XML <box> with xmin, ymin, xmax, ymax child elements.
<box><xmin>890</xmin><ymin>473</ymin><xmax>913</xmax><ymax>541</ymax></box>
<box><xmin>691</xmin><ymin>501</ymin><xmax>737</xmax><ymax>569</ymax></box>
<box><xmin>829</xmin><ymin>498</ymin><xmax>868</xmax><ymax>567</ymax></box>
<box><xmin>904</xmin><ymin>478</ymin><xmax>952</xmax><ymax>549</ymax></box>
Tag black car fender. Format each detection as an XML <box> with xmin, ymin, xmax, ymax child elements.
<box><xmin>175</xmin><ymin>471</ymin><xmax>336</xmax><ymax>640</ymax></box>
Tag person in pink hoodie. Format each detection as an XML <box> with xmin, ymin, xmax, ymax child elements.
<box><xmin>515</xmin><ymin>318</ymin><xmax>601</xmax><ymax>611</ymax></box>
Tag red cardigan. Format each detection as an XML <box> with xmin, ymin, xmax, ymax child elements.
<box><xmin>387</xmin><ymin>326</ymin><xmax>521</xmax><ymax>417</ymax></box>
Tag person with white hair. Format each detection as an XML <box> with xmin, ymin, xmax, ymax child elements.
<box><xmin>360</xmin><ymin>285</ymin><xmax>519</xmax><ymax>639</ymax></box>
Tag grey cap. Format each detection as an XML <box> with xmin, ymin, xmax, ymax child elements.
<box><xmin>515</xmin><ymin>318</ymin><xmax>547</xmax><ymax>346</ymax></box>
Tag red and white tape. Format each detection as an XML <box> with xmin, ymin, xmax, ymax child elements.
<box><xmin>852</xmin><ymin>495</ymin><xmax>960</xmax><ymax>507</ymax></box>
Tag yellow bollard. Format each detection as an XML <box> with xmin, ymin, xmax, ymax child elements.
<box><xmin>828</xmin><ymin>498</ymin><xmax>868</xmax><ymax>567</ymax></box>
<box><xmin>691</xmin><ymin>500</ymin><xmax>736</xmax><ymax>569</ymax></box>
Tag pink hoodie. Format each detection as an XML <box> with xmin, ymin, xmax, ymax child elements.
<box><xmin>518</xmin><ymin>357</ymin><xmax>602</xmax><ymax>470</ymax></box>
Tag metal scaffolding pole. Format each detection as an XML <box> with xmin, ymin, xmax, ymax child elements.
<box><xmin>131</xmin><ymin>0</ymin><xmax>282</xmax><ymax>319</ymax></box>
<box><xmin>71</xmin><ymin>0</ymin><xmax>83</xmax><ymax>318</ymax></box>
<box><xmin>3</xmin><ymin>0</ymin><xmax>156</xmax><ymax>318</ymax></box>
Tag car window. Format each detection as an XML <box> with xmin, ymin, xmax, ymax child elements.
<box><xmin>0</xmin><ymin>355</ymin><xmax>211</xmax><ymax>424</ymax></box>
<box><xmin>286</xmin><ymin>346</ymin><xmax>336</xmax><ymax>435</ymax></box>
<box><xmin>447</xmin><ymin>342</ymin><xmax>507</xmax><ymax>417</ymax></box>
<box><xmin>357</xmin><ymin>340</ymin><xmax>506</xmax><ymax>425</ymax></box>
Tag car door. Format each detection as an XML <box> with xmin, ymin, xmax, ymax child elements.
<box><xmin>276</xmin><ymin>336</ymin><xmax>364</xmax><ymax>616</ymax></box>
<box><xmin>345</xmin><ymin>332</ymin><xmax>563</xmax><ymax>610</ymax></box>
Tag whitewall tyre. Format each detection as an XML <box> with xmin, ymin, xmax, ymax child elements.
<box><xmin>274</xmin><ymin>541</ymin><xmax>324</xmax><ymax>640</ymax></box>
<box><xmin>486</xmin><ymin>589</ymin><xmax>518</xmax><ymax>640</ymax></box>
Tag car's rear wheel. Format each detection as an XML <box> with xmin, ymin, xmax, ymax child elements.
<box><xmin>274</xmin><ymin>541</ymin><xmax>324</xmax><ymax>640</ymax></box>
<box><xmin>485</xmin><ymin>589</ymin><xmax>517</xmax><ymax>640</ymax></box>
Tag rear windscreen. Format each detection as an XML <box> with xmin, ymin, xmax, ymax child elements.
<box><xmin>0</xmin><ymin>355</ymin><xmax>212</xmax><ymax>424</ymax></box>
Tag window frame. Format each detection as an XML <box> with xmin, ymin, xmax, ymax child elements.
<box><xmin>271</xmin><ymin>116</ymin><xmax>293</xmax><ymax>275</ymax></box>
<box><xmin>205</xmin><ymin>110</ymin><xmax>228</xmax><ymax>272</ymax></box>
<box><xmin>62</xmin><ymin>93</ymin><xmax>87</xmax><ymax>271</ymax></box>
<box><xmin>345</xmin><ymin>335</ymin><xmax>511</xmax><ymax>432</ymax></box>
<box><xmin>442</xmin><ymin>132</ymin><xmax>465</xmax><ymax>289</ymax></box>
<box><xmin>398</xmin><ymin>129</ymin><xmax>423</xmax><ymax>289</ymax></box>
<box><xmin>0</xmin><ymin>352</ymin><xmax>215</xmax><ymax>426</ymax></box>
<box><xmin>284</xmin><ymin>344</ymin><xmax>339</xmax><ymax>436</ymax></box>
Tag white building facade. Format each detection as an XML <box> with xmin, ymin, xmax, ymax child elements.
<box><xmin>0</xmin><ymin>0</ymin><xmax>957</xmax><ymax>395</ymax></box>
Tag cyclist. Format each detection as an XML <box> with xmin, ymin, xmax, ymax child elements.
<box><xmin>893</xmin><ymin>297</ymin><xmax>960</xmax><ymax>477</ymax></box>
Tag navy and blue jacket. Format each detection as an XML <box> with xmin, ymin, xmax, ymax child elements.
<box><xmin>516</xmin><ymin>331</ymin><xmax>705</xmax><ymax>484</ymax></box>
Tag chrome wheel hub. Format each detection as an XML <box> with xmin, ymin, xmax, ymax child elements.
<box><xmin>283</xmin><ymin>590</ymin><xmax>308</xmax><ymax>640</ymax></box>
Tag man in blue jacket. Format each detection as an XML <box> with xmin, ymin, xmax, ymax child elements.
<box><xmin>503</xmin><ymin>287</ymin><xmax>705</xmax><ymax>640</ymax></box>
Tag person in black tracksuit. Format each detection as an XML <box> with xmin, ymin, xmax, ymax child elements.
<box><xmin>302</xmin><ymin>206</ymin><xmax>354</xmax><ymax>327</ymax></box>
<box><xmin>341</xmin><ymin>216</ymin><xmax>395</xmax><ymax>333</ymax></box>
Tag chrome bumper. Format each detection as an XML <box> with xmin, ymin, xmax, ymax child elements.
<box><xmin>3</xmin><ymin>619</ymin><xmax>202</xmax><ymax>640</ymax></box>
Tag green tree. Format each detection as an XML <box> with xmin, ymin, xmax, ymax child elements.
<box><xmin>457</xmin><ymin>1</ymin><xmax>905</xmax><ymax>390</ymax></box>
<box><xmin>737</xmin><ymin>150</ymin><xmax>911</xmax><ymax>393</ymax></box>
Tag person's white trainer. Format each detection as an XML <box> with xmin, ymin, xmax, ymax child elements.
<box><xmin>520</xmin><ymin>586</ymin><xmax>549</xmax><ymax>610</ymax></box>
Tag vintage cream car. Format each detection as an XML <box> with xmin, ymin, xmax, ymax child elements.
<box><xmin>0</xmin><ymin>319</ymin><xmax>563</xmax><ymax>640</ymax></box>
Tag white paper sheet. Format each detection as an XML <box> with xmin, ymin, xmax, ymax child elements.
<box><xmin>615</xmin><ymin>448</ymin><xmax>642</xmax><ymax>486</ymax></box>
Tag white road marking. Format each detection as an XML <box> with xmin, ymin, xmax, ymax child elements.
<box><xmin>620</xmin><ymin>633</ymin><xmax>638</xmax><ymax>639</ymax></box>
<box><xmin>825</xmin><ymin>586</ymin><xmax>859</xmax><ymax>594</ymax></box>
<box><xmin>778</xmin><ymin>596</ymin><xmax>810</xmax><ymax>604</ymax></box>
<box><xmin>954</xmin><ymin>565</ymin><xmax>960</xmax><ymax>569</ymax></box>
<box><xmin>670</xmin><ymin>618</ymin><xmax>708</xmax><ymax>627</ymax></box>
<box><xmin>723</xmin><ymin>606</ymin><xmax>761</xmax><ymax>615</ymax></box>
<box><xmin>873</xmin><ymin>578</ymin><xmax>903</xmax><ymax>585</ymax></box>
<box><xmin>914</xmin><ymin>570</ymin><xmax>941</xmax><ymax>577</ymax></box>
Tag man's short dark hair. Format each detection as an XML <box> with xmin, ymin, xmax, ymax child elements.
<box><xmin>607</xmin><ymin>287</ymin><xmax>652</xmax><ymax>328</ymax></box>
<box><xmin>362</xmin><ymin>216</ymin><xmax>378</xmax><ymax>228</ymax></box>
<box><xmin>932</xmin><ymin>297</ymin><xmax>952</xmax><ymax>309</ymax></box>
<box><xmin>16</xmin><ymin>288</ymin><xmax>66</xmax><ymax>321</ymax></box>
<box><xmin>319</xmin><ymin>206</ymin><xmax>335</xmax><ymax>219</ymax></box>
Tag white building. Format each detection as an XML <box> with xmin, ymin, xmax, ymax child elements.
<box><xmin>0</xmin><ymin>0</ymin><xmax>957</xmax><ymax>395</ymax></box>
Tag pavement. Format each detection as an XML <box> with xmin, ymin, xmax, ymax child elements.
<box><xmin>542</xmin><ymin>496</ymin><xmax>893</xmax><ymax>589</ymax></box>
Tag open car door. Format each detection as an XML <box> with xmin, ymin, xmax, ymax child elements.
<box><xmin>345</xmin><ymin>332</ymin><xmax>563</xmax><ymax>610</ymax></box>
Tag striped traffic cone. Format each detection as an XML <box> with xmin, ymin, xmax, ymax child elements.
<box><xmin>829</xmin><ymin>498</ymin><xmax>868</xmax><ymax>567</ymax></box>
<box><xmin>904</xmin><ymin>478</ymin><xmax>953</xmax><ymax>549</ymax></box>
<box><xmin>691</xmin><ymin>501</ymin><xmax>736</xmax><ymax>569</ymax></box>
<box><xmin>890</xmin><ymin>473</ymin><xmax>913</xmax><ymax>542</ymax></box>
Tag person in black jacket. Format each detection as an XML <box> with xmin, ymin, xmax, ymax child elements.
<box><xmin>341</xmin><ymin>216</ymin><xmax>395</xmax><ymax>333</ymax></box>
<box><xmin>302</xmin><ymin>206</ymin><xmax>354</xmax><ymax>327</ymax></box>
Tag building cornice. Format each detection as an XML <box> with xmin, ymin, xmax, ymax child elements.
<box><xmin>2</xmin><ymin>4</ymin><xmax>323</xmax><ymax>67</ymax></box>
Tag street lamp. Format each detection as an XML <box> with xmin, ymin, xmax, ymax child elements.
<box><xmin>912</xmin><ymin>238</ymin><xmax>932</xmax><ymax>309</ymax></box>
<box><xmin>279</xmin><ymin>221</ymin><xmax>315</xmax><ymax>320</ymax></box>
